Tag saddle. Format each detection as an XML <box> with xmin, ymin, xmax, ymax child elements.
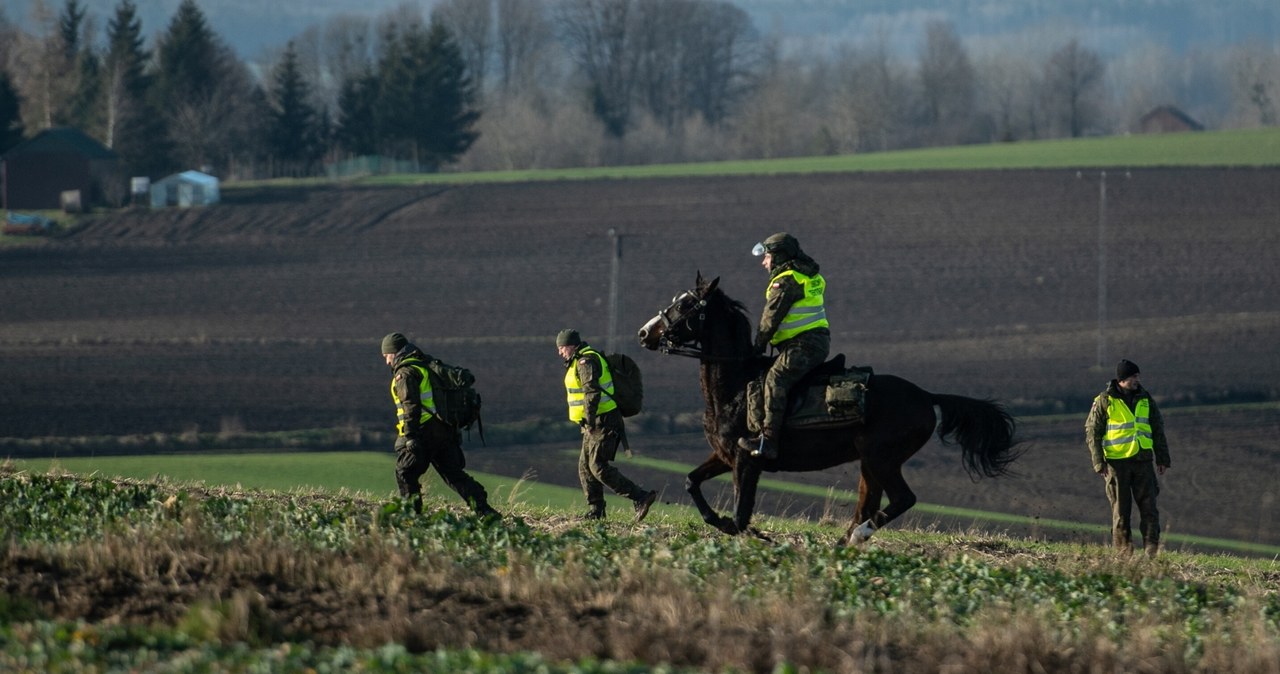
<box><xmin>746</xmin><ymin>354</ymin><xmax>872</xmax><ymax>432</ymax></box>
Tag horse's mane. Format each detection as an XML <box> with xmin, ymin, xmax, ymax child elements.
<box><xmin>701</xmin><ymin>283</ymin><xmax>771</xmax><ymax>373</ymax></box>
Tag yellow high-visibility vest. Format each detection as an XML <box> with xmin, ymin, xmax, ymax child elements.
<box><xmin>564</xmin><ymin>347</ymin><xmax>617</xmax><ymax>421</ymax></box>
<box><xmin>391</xmin><ymin>361</ymin><xmax>435</xmax><ymax>435</ymax></box>
<box><xmin>1101</xmin><ymin>396</ymin><xmax>1153</xmax><ymax>459</ymax></box>
<box><xmin>768</xmin><ymin>270</ymin><xmax>829</xmax><ymax>344</ymax></box>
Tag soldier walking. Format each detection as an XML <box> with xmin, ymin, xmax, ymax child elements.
<box><xmin>557</xmin><ymin>329</ymin><xmax>657</xmax><ymax>522</ymax></box>
<box><xmin>382</xmin><ymin>332</ymin><xmax>499</xmax><ymax>518</ymax></box>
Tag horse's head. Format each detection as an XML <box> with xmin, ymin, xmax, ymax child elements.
<box><xmin>637</xmin><ymin>274</ymin><xmax>721</xmax><ymax>354</ymax></box>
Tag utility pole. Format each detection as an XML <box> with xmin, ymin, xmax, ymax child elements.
<box><xmin>1096</xmin><ymin>170</ymin><xmax>1107</xmax><ymax>370</ymax></box>
<box><xmin>1079</xmin><ymin>170</ymin><xmax>1128</xmax><ymax>370</ymax></box>
<box><xmin>607</xmin><ymin>229</ymin><xmax>622</xmax><ymax>354</ymax></box>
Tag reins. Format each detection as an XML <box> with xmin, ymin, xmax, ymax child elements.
<box><xmin>655</xmin><ymin>291</ymin><xmax>749</xmax><ymax>363</ymax></box>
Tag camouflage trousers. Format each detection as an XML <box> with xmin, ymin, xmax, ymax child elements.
<box><xmin>1104</xmin><ymin>456</ymin><xmax>1161</xmax><ymax>554</ymax></box>
<box><xmin>395</xmin><ymin>418</ymin><xmax>492</xmax><ymax>514</ymax></box>
<box><xmin>578</xmin><ymin>411</ymin><xmax>646</xmax><ymax>510</ymax></box>
<box><xmin>762</xmin><ymin>329</ymin><xmax>831</xmax><ymax>435</ymax></box>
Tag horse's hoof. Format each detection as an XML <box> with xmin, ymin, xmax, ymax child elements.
<box><xmin>848</xmin><ymin>519</ymin><xmax>877</xmax><ymax>545</ymax></box>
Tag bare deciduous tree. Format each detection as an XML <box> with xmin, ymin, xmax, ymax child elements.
<box><xmin>556</xmin><ymin>0</ymin><xmax>638</xmax><ymax>137</ymax></box>
<box><xmin>976</xmin><ymin>51</ymin><xmax>1039</xmax><ymax>142</ymax></box>
<box><xmin>1225</xmin><ymin>42</ymin><xmax>1279</xmax><ymax>127</ymax></box>
<box><xmin>437</xmin><ymin>0</ymin><xmax>492</xmax><ymax>96</ymax></box>
<box><xmin>917</xmin><ymin>20</ymin><xmax>977</xmax><ymax>145</ymax></box>
<box><xmin>495</xmin><ymin>0</ymin><xmax>557</xmax><ymax>95</ymax></box>
<box><xmin>1042</xmin><ymin>38</ymin><xmax>1105</xmax><ymax>138</ymax></box>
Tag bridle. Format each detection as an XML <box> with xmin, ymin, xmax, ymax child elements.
<box><xmin>652</xmin><ymin>290</ymin><xmax>743</xmax><ymax>362</ymax></box>
<box><xmin>653</xmin><ymin>290</ymin><xmax>709</xmax><ymax>359</ymax></box>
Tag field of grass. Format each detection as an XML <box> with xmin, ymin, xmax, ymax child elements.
<box><xmin>12</xmin><ymin>450</ymin><xmax>1280</xmax><ymax>558</ymax></box>
<box><xmin>2</xmin><ymin>465</ymin><xmax>1279</xmax><ymax>672</ymax></box>
<box><xmin>318</xmin><ymin>127</ymin><xmax>1280</xmax><ymax>186</ymax></box>
<box><xmin>6</xmin><ymin>452</ymin><xmax>591</xmax><ymax>514</ymax></box>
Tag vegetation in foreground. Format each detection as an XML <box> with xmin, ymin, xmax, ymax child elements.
<box><xmin>2</xmin><ymin>465</ymin><xmax>1278</xmax><ymax>673</ymax></box>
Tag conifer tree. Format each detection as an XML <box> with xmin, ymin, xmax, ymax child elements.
<box><xmin>104</xmin><ymin>0</ymin><xmax>166</xmax><ymax>177</ymax></box>
<box><xmin>418</xmin><ymin>17</ymin><xmax>479</xmax><ymax>168</ymax></box>
<box><xmin>0</xmin><ymin>70</ymin><xmax>25</xmax><ymax>153</ymax></box>
<box><xmin>335</xmin><ymin>67</ymin><xmax>379</xmax><ymax>157</ymax></box>
<box><xmin>266</xmin><ymin>41</ymin><xmax>322</xmax><ymax>174</ymax></box>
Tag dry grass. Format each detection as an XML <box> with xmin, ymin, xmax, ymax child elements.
<box><xmin>3</xmin><ymin>468</ymin><xmax>1278</xmax><ymax>673</ymax></box>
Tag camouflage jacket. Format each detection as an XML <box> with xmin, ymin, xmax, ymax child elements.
<box><xmin>1084</xmin><ymin>380</ymin><xmax>1171</xmax><ymax>472</ymax></box>
<box><xmin>755</xmin><ymin>259</ymin><xmax>827</xmax><ymax>352</ymax></box>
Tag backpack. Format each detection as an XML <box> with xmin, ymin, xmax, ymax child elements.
<box><xmin>605</xmin><ymin>352</ymin><xmax>644</xmax><ymax>417</ymax></box>
<box><xmin>425</xmin><ymin>359</ymin><xmax>484</xmax><ymax>436</ymax></box>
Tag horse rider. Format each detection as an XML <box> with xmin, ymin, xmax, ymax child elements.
<box><xmin>738</xmin><ymin>232</ymin><xmax>831</xmax><ymax>460</ymax></box>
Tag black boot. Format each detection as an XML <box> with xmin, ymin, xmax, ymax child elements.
<box><xmin>578</xmin><ymin>505</ymin><xmax>606</xmax><ymax>521</ymax></box>
<box><xmin>633</xmin><ymin>490</ymin><xmax>657</xmax><ymax>523</ymax></box>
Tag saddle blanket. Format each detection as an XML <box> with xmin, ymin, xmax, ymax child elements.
<box><xmin>746</xmin><ymin>363</ymin><xmax>872</xmax><ymax>432</ymax></box>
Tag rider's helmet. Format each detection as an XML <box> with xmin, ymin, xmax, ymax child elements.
<box><xmin>751</xmin><ymin>232</ymin><xmax>800</xmax><ymax>264</ymax></box>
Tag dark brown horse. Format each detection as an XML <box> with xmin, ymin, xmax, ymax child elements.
<box><xmin>636</xmin><ymin>274</ymin><xmax>1022</xmax><ymax>545</ymax></box>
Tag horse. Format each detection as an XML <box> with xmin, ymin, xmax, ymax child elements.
<box><xmin>636</xmin><ymin>273</ymin><xmax>1023</xmax><ymax>546</ymax></box>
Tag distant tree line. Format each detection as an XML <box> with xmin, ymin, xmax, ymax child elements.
<box><xmin>1</xmin><ymin>0</ymin><xmax>1277</xmax><ymax>184</ymax></box>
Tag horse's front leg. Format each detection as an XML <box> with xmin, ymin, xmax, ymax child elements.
<box><xmin>732</xmin><ymin>458</ymin><xmax>763</xmax><ymax>534</ymax></box>
<box><xmin>686</xmin><ymin>456</ymin><xmax>737</xmax><ymax>534</ymax></box>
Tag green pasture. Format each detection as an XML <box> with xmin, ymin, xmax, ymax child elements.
<box><xmin>264</xmin><ymin>126</ymin><xmax>1280</xmax><ymax>188</ymax></box>
<box><xmin>7</xmin><ymin>451</ymin><xmax>578</xmax><ymax>509</ymax></box>
<box><xmin>12</xmin><ymin>451</ymin><xmax>1279</xmax><ymax>557</ymax></box>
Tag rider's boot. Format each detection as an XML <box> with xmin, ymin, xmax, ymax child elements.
<box><xmin>737</xmin><ymin>429</ymin><xmax>778</xmax><ymax>460</ymax></box>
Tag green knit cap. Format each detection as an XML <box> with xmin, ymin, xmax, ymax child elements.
<box><xmin>381</xmin><ymin>332</ymin><xmax>408</xmax><ymax>354</ymax></box>
<box><xmin>556</xmin><ymin>329</ymin><xmax>582</xmax><ymax>347</ymax></box>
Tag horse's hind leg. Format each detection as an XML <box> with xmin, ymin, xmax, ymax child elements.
<box><xmin>847</xmin><ymin>462</ymin><xmax>916</xmax><ymax>545</ymax></box>
<box><xmin>845</xmin><ymin>471</ymin><xmax>884</xmax><ymax>545</ymax></box>
<box><xmin>686</xmin><ymin>456</ymin><xmax>736</xmax><ymax>533</ymax></box>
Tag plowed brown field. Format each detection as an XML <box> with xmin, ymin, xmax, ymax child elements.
<box><xmin>3</xmin><ymin>168</ymin><xmax>1279</xmax><ymax>550</ymax></box>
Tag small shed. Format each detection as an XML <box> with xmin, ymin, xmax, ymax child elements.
<box><xmin>0</xmin><ymin>127</ymin><xmax>119</xmax><ymax>210</ymax></box>
<box><xmin>150</xmin><ymin>170</ymin><xmax>220</xmax><ymax>208</ymax></box>
<box><xmin>1138</xmin><ymin>105</ymin><xmax>1204</xmax><ymax>134</ymax></box>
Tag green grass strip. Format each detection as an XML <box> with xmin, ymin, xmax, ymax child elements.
<box><xmin>272</xmin><ymin>127</ymin><xmax>1280</xmax><ymax>187</ymax></box>
<box><xmin>625</xmin><ymin>455</ymin><xmax>1280</xmax><ymax>556</ymax></box>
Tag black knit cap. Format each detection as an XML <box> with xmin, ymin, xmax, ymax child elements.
<box><xmin>1116</xmin><ymin>359</ymin><xmax>1140</xmax><ymax>381</ymax></box>
<box><xmin>381</xmin><ymin>332</ymin><xmax>408</xmax><ymax>354</ymax></box>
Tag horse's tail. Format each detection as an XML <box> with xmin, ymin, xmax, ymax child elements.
<box><xmin>931</xmin><ymin>394</ymin><xmax>1023</xmax><ymax>479</ymax></box>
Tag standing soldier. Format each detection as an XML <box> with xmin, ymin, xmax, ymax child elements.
<box><xmin>1085</xmin><ymin>359</ymin><xmax>1172</xmax><ymax>556</ymax></box>
<box><xmin>557</xmin><ymin>329</ymin><xmax>657</xmax><ymax>522</ymax></box>
<box><xmin>382</xmin><ymin>332</ymin><xmax>500</xmax><ymax>518</ymax></box>
<box><xmin>737</xmin><ymin>232</ymin><xmax>831</xmax><ymax>460</ymax></box>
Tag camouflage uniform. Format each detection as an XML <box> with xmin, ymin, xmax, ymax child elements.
<box><xmin>560</xmin><ymin>331</ymin><xmax>656</xmax><ymax>521</ymax></box>
<box><xmin>755</xmin><ymin>266</ymin><xmax>832</xmax><ymax>435</ymax></box>
<box><xmin>744</xmin><ymin>234</ymin><xmax>831</xmax><ymax>459</ymax></box>
<box><xmin>386</xmin><ymin>337</ymin><xmax>498</xmax><ymax>517</ymax></box>
<box><xmin>1085</xmin><ymin>377</ymin><xmax>1171</xmax><ymax>555</ymax></box>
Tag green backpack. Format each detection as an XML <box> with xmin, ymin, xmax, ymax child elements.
<box><xmin>605</xmin><ymin>353</ymin><xmax>644</xmax><ymax>417</ymax></box>
<box><xmin>425</xmin><ymin>359</ymin><xmax>483</xmax><ymax>435</ymax></box>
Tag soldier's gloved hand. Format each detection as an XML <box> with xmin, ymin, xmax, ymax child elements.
<box><xmin>584</xmin><ymin>414</ymin><xmax>597</xmax><ymax>428</ymax></box>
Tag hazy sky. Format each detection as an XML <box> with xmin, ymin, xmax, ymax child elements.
<box><xmin>6</xmin><ymin>0</ymin><xmax>1278</xmax><ymax>65</ymax></box>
